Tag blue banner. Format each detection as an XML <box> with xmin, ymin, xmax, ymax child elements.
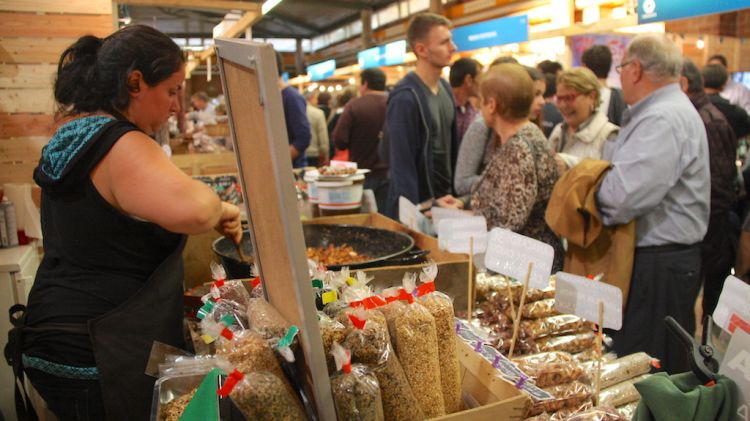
<box><xmin>452</xmin><ymin>15</ymin><xmax>529</xmax><ymax>52</ymax></box>
<box><xmin>357</xmin><ymin>40</ymin><xmax>407</xmax><ymax>69</ymax></box>
<box><xmin>307</xmin><ymin>59</ymin><xmax>336</xmax><ymax>82</ymax></box>
<box><xmin>638</xmin><ymin>0</ymin><xmax>750</xmax><ymax>24</ymax></box>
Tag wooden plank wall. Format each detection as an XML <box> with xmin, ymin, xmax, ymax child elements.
<box><xmin>0</xmin><ymin>0</ymin><xmax>114</xmax><ymax>185</ymax></box>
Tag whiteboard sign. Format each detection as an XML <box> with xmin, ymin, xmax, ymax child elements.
<box><xmin>431</xmin><ymin>207</ymin><xmax>469</xmax><ymax>227</ymax></box>
<box><xmin>437</xmin><ymin>216</ymin><xmax>488</xmax><ymax>254</ymax></box>
<box><xmin>554</xmin><ymin>271</ymin><xmax>623</xmax><ymax>330</ymax></box>
<box><xmin>398</xmin><ymin>196</ymin><xmax>429</xmax><ymax>233</ymax></box>
<box><xmin>484</xmin><ymin>228</ymin><xmax>554</xmax><ymax>289</ymax></box>
<box><xmin>713</xmin><ymin>275</ymin><xmax>750</xmax><ymax>334</ymax></box>
<box><xmin>719</xmin><ymin>329</ymin><xmax>750</xmax><ymax>421</ymax></box>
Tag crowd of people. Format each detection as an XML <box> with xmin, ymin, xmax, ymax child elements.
<box><xmin>288</xmin><ymin>12</ymin><xmax>750</xmax><ymax>376</ymax></box>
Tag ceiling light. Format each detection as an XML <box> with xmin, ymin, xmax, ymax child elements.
<box><xmin>262</xmin><ymin>0</ymin><xmax>283</xmax><ymax>15</ymax></box>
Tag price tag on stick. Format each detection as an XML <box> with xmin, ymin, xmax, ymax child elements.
<box><xmin>484</xmin><ymin>228</ymin><xmax>554</xmax><ymax>289</ymax></box>
<box><xmin>554</xmin><ymin>271</ymin><xmax>623</xmax><ymax>330</ymax></box>
<box><xmin>438</xmin><ymin>216</ymin><xmax>488</xmax><ymax>254</ymax></box>
<box><xmin>713</xmin><ymin>275</ymin><xmax>750</xmax><ymax>334</ymax></box>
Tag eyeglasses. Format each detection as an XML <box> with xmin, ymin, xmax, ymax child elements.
<box><xmin>616</xmin><ymin>60</ymin><xmax>635</xmax><ymax>74</ymax></box>
<box><xmin>555</xmin><ymin>92</ymin><xmax>581</xmax><ymax>104</ymax></box>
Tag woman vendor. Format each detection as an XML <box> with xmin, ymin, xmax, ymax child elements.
<box><xmin>8</xmin><ymin>25</ymin><xmax>242</xmax><ymax>421</ymax></box>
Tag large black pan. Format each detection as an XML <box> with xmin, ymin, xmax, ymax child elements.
<box><xmin>212</xmin><ymin>224</ymin><xmax>423</xmax><ymax>278</ymax></box>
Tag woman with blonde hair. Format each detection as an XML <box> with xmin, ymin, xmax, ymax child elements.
<box><xmin>549</xmin><ymin>67</ymin><xmax>619</xmax><ymax>171</ymax></box>
<box><xmin>437</xmin><ymin>64</ymin><xmax>563</xmax><ymax>269</ymax></box>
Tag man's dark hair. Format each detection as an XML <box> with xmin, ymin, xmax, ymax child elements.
<box><xmin>543</xmin><ymin>73</ymin><xmax>557</xmax><ymax>98</ymax></box>
<box><xmin>317</xmin><ymin>91</ymin><xmax>332</xmax><ymax>106</ymax></box>
<box><xmin>708</xmin><ymin>54</ymin><xmax>728</xmax><ymax>68</ymax></box>
<box><xmin>449</xmin><ymin>58</ymin><xmax>480</xmax><ymax>88</ymax></box>
<box><xmin>681</xmin><ymin>58</ymin><xmax>704</xmax><ymax>95</ymax></box>
<box><xmin>581</xmin><ymin>45</ymin><xmax>613</xmax><ymax>79</ymax></box>
<box><xmin>54</xmin><ymin>25</ymin><xmax>184</xmax><ymax>117</ymax></box>
<box><xmin>406</xmin><ymin>13</ymin><xmax>451</xmax><ymax>50</ymax></box>
<box><xmin>537</xmin><ymin>60</ymin><xmax>563</xmax><ymax>75</ymax></box>
<box><xmin>360</xmin><ymin>68</ymin><xmax>386</xmax><ymax>91</ymax></box>
<box><xmin>702</xmin><ymin>64</ymin><xmax>729</xmax><ymax>90</ymax></box>
<box><xmin>490</xmin><ymin>56</ymin><xmax>519</xmax><ymax>67</ymax></box>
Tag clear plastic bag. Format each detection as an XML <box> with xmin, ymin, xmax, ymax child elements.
<box><xmin>563</xmin><ymin>406</ymin><xmax>627</xmax><ymax>421</ymax></box>
<box><xmin>528</xmin><ymin>381</ymin><xmax>593</xmax><ymax>416</ymax></box>
<box><xmin>319</xmin><ymin>312</ymin><xmax>347</xmax><ymax>374</ymax></box>
<box><xmin>597</xmin><ymin>353</ymin><xmax>653</xmax><ymax>389</ymax></box>
<box><xmin>574</xmin><ymin>350</ymin><xmax>617</xmax><ymax>364</ymax></box>
<box><xmin>246</xmin><ymin>298</ymin><xmax>292</xmax><ymax>343</ymax></box>
<box><xmin>615</xmin><ymin>401</ymin><xmax>639</xmax><ymax>420</ymax></box>
<box><xmin>230</xmin><ymin>371</ymin><xmax>306</xmax><ymax>421</ymax></box>
<box><xmin>512</xmin><ymin>352</ymin><xmax>585</xmax><ymax>388</ymax></box>
<box><xmin>343</xmin><ymin>309</ymin><xmax>424</xmax><ymax>421</ymax></box>
<box><xmin>418</xmin><ymin>290</ymin><xmax>462</xmax><ymax>414</ymax></box>
<box><xmin>508</xmin><ymin>298</ymin><xmax>559</xmax><ymax>320</ymax></box>
<box><xmin>535</xmin><ymin>332</ymin><xmax>597</xmax><ymax>354</ymax></box>
<box><xmin>160</xmin><ymin>388</ymin><xmax>197</xmax><ymax>421</ymax></box>
<box><xmin>214</xmin><ymin>330</ymin><xmax>285</xmax><ymax>381</ymax></box>
<box><xmin>330</xmin><ymin>342</ymin><xmax>385</xmax><ymax>421</ymax></box>
<box><xmin>520</xmin><ymin>315</ymin><xmax>595</xmax><ymax>340</ymax></box>
<box><xmin>598</xmin><ymin>374</ymin><xmax>649</xmax><ymax>408</ymax></box>
<box><xmin>380</xmin><ymin>292</ymin><xmax>446</xmax><ymax>418</ymax></box>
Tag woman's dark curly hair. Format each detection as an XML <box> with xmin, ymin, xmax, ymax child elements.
<box><xmin>54</xmin><ymin>24</ymin><xmax>185</xmax><ymax>117</ymax></box>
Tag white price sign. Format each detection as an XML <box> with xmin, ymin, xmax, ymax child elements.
<box><xmin>713</xmin><ymin>275</ymin><xmax>750</xmax><ymax>334</ymax></box>
<box><xmin>484</xmin><ymin>228</ymin><xmax>554</xmax><ymax>289</ymax></box>
<box><xmin>719</xmin><ymin>328</ymin><xmax>750</xmax><ymax>421</ymax></box>
<box><xmin>554</xmin><ymin>272</ymin><xmax>623</xmax><ymax>330</ymax></box>
<box><xmin>431</xmin><ymin>207</ymin><xmax>469</xmax><ymax>227</ymax></box>
<box><xmin>398</xmin><ymin>196</ymin><xmax>429</xmax><ymax>233</ymax></box>
<box><xmin>437</xmin><ymin>215</ymin><xmax>488</xmax><ymax>254</ymax></box>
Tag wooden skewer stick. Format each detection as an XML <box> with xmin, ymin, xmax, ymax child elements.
<box><xmin>506</xmin><ymin>276</ymin><xmax>517</xmax><ymax>323</ymax></box>
<box><xmin>467</xmin><ymin>236</ymin><xmax>474</xmax><ymax>323</ymax></box>
<box><xmin>509</xmin><ymin>262</ymin><xmax>533</xmax><ymax>359</ymax></box>
<box><xmin>594</xmin><ymin>300</ymin><xmax>604</xmax><ymax>407</ymax></box>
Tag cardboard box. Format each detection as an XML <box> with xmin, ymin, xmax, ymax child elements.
<box><xmin>433</xmin><ymin>338</ymin><xmax>531</xmax><ymax>420</ymax></box>
<box><xmin>304</xmin><ymin>213</ymin><xmax>473</xmax><ymax>311</ymax></box>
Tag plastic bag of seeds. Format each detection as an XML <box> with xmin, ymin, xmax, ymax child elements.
<box><xmin>214</xmin><ymin>329</ymin><xmax>286</xmax><ymax>380</ymax></box>
<box><xmin>506</xmin><ymin>298</ymin><xmax>559</xmax><ymax>320</ymax></box>
<box><xmin>246</xmin><ymin>298</ymin><xmax>292</xmax><ymax>344</ymax></box>
<box><xmin>224</xmin><ymin>370</ymin><xmax>306</xmax><ymax>421</ymax></box>
<box><xmin>250</xmin><ymin>276</ymin><xmax>264</xmax><ymax>298</ymax></box>
<box><xmin>535</xmin><ymin>332</ymin><xmax>597</xmax><ymax>354</ymax></box>
<box><xmin>598</xmin><ymin>374</ymin><xmax>649</xmax><ymax>408</ymax></box>
<box><xmin>564</xmin><ymin>406</ymin><xmax>628</xmax><ymax>421</ymax></box>
<box><xmin>615</xmin><ymin>401</ymin><xmax>639</xmax><ymax>420</ymax></box>
<box><xmin>415</xmin><ymin>263</ymin><xmax>462</xmax><ymax>414</ymax></box>
<box><xmin>528</xmin><ymin>380</ymin><xmax>593</xmax><ymax>416</ymax></box>
<box><xmin>319</xmin><ymin>312</ymin><xmax>347</xmax><ymax>374</ymax></box>
<box><xmin>343</xmin><ymin>309</ymin><xmax>424</xmax><ymax>421</ymax></box>
<box><xmin>207</xmin><ymin>262</ymin><xmax>252</xmax><ymax>307</ymax></box>
<box><xmin>512</xmin><ymin>352</ymin><xmax>586</xmax><ymax>388</ymax></box>
<box><xmin>520</xmin><ymin>315</ymin><xmax>595</xmax><ymax>340</ymax></box>
<box><xmin>597</xmin><ymin>353</ymin><xmax>653</xmax><ymax>389</ymax></box>
<box><xmin>330</xmin><ymin>342</ymin><xmax>385</xmax><ymax>421</ymax></box>
<box><xmin>380</xmin><ymin>276</ymin><xmax>446</xmax><ymax>418</ymax></box>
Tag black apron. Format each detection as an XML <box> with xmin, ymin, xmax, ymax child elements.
<box><xmin>89</xmin><ymin>236</ymin><xmax>186</xmax><ymax>421</ymax></box>
<box><xmin>6</xmin><ymin>236</ymin><xmax>186</xmax><ymax>421</ymax></box>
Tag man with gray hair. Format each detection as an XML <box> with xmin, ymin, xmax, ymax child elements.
<box><xmin>597</xmin><ymin>35</ymin><xmax>710</xmax><ymax>374</ymax></box>
<box><xmin>680</xmin><ymin>58</ymin><xmax>738</xmax><ymax>325</ymax></box>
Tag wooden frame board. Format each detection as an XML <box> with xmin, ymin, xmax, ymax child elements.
<box><xmin>214</xmin><ymin>38</ymin><xmax>336</xmax><ymax>420</ymax></box>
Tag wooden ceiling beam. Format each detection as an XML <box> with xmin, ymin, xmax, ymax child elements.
<box><xmin>115</xmin><ymin>0</ymin><xmax>260</xmax><ymax>12</ymax></box>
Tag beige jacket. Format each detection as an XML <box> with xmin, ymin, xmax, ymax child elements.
<box><xmin>549</xmin><ymin>111</ymin><xmax>619</xmax><ymax>169</ymax></box>
<box><xmin>305</xmin><ymin>104</ymin><xmax>329</xmax><ymax>158</ymax></box>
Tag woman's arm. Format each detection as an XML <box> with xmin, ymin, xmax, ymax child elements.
<box><xmin>454</xmin><ymin>118</ymin><xmax>489</xmax><ymax>196</ymax></box>
<box><xmin>92</xmin><ymin>130</ymin><xmax>241</xmax><ymax>241</ymax></box>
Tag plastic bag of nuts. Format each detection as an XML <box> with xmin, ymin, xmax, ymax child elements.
<box><xmin>380</xmin><ymin>285</ymin><xmax>446</xmax><ymax>418</ymax></box>
<box><xmin>229</xmin><ymin>370</ymin><xmax>306</xmax><ymax>421</ymax></box>
<box><xmin>535</xmin><ymin>332</ymin><xmax>597</xmax><ymax>354</ymax></box>
<box><xmin>330</xmin><ymin>342</ymin><xmax>385</xmax><ymax>421</ymax></box>
<box><xmin>520</xmin><ymin>315</ymin><xmax>595</xmax><ymax>340</ymax></box>
<box><xmin>343</xmin><ymin>308</ymin><xmax>424</xmax><ymax>421</ymax></box>
<box><xmin>319</xmin><ymin>312</ymin><xmax>347</xmax><ymax>374</ymax></box>
<box><xmin>246</xmin><ymin>298</ymin><xmax>292</xmax><ymax>344</ymax></box>
<box><xmin>512</xmin><ymin>351</ymin><xmax>586</xmax><ymax>388</ymax></box>
<box><xmin>527</xmin><ymin>380</ymin><xmax>593</xmax><ymax>416</ymax></box>
<box><xmin>597</xmin><ymin>353</ymin><xmax>653</xmax><ymax>389</ymax></box>
<box><xmin>598</xmin><ymin>374</ymin><xmax>649</xmax><ymax>407</ymax></box>
<box><xmin>506</xmin><ymin>298</ymin><xmax>559</xmax><ymax>320</ymax></box>
<box><xmin>416</xmin><ymin>264</ymin><xmax>462</xmax><ymax>414</ymax></box>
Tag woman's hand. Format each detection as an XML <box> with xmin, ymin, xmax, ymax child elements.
<box><xmin>435</xmin><ymin>195</ymin><xmax>465</xmax><ymax>209</ymax></box>
<box><xmin>216</xmin><ymin>202</ymin><xmax>242</xmax><ymax>244</ymax></box>
<box><xmin>554</xmin><ymin>154</ymin><xmax>568</xmax><ymax>176</ymax></box>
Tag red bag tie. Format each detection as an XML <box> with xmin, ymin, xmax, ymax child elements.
<box><xmin>217</xmin><ymin>369</ymin><xmax>245</xmax><ymax>397</ymax></box>
<box><xmin>415</xmin><ymin>282</ymin><xmax>435</xmax><ymax>297</ymax></box>
<box><xmin>348</xmin><ymin>314</ymin><xmax>367</xmax><ymax>330</ymax></box>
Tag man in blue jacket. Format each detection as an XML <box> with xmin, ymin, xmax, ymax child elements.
<box><xmin>384</xmin><ymin>12</ymin><xmax>458</xmax><ymax>218</ymax></box>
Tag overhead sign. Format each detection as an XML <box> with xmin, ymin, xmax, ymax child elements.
<box><xmin>638</xmin><ymin>0</ymin><xmax>750</xmax><ymax>24</ymax></box>
<box><xmin>452</xmin><ymin>15</ymin><xmax>529</xmax><ymax>52</ymax></box>
<box><xmin>357</xmin><ymin>40</ymin><xmax>407</xmax><ymax>69</ymax></box>
<box><xmin>307</xmin><ymin>59</ymin><xmax>336</xmax><ymax>82</ymax></box>
<box><xmin>554</xmin><ymin>272</ymin><xmax>623</xmax><ymax>330</ymax></box>
<box><xmin>484</xmin><ymin>228</ymin><xmax>554</xmax><ymax>289</ymax></box>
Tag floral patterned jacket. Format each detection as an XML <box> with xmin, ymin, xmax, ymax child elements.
<box><xmin>471</xmin><ymin>122</ymin><xmax>564</xmax><ymax>270</ymax></box>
